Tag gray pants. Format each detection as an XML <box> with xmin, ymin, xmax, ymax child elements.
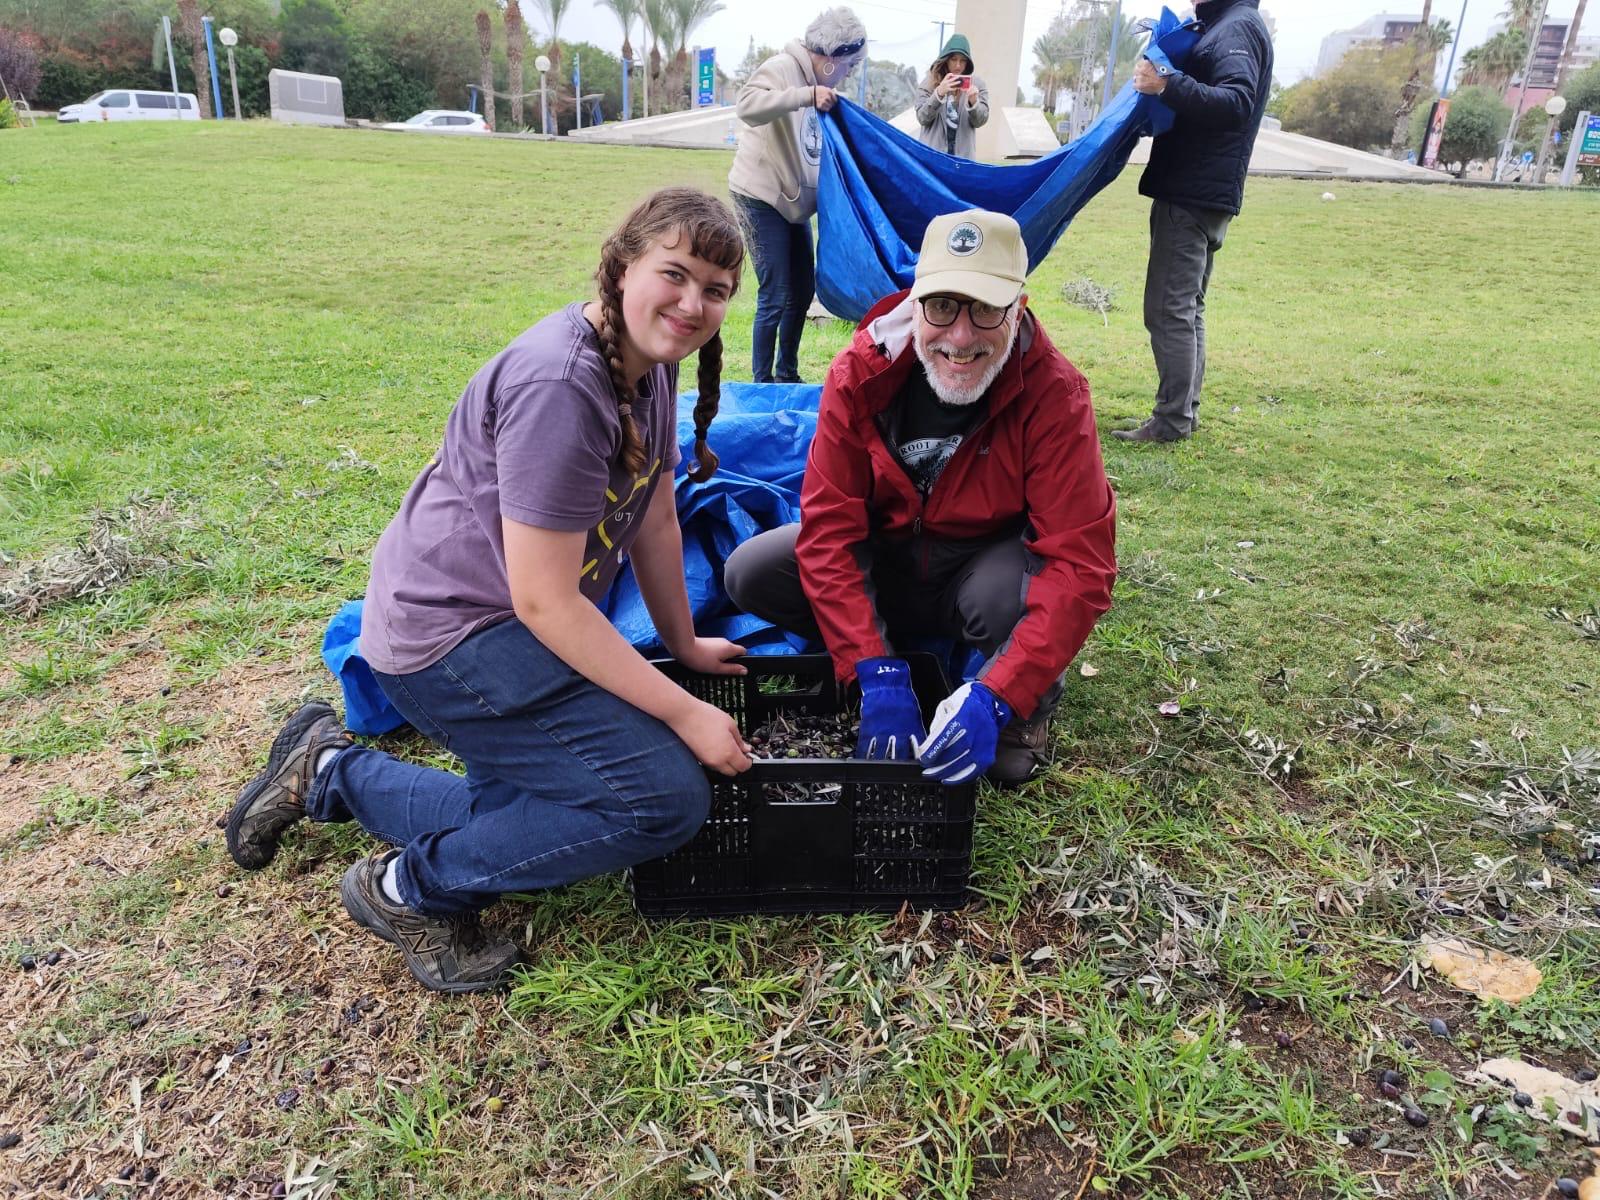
<box><xmin>1144</xmin><ymin>199</ymin><xmax>1232</xmax><ymax>438</ymax></box>
<box><xmin>722</xmin><ymin>523</ymin><xmax>1062</xmax><ymax>715</ymax></box>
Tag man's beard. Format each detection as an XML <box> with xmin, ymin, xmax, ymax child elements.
<box><xmin>913</xmin><ymin>316</ymin><xmax>1019</xmax><ymax>406</ymax></box>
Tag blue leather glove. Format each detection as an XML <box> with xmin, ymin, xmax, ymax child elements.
<box><xmin>855</xmin><ymin>657</ymin><xmax>926</xmax><ymax>761</ymax></box>
<box><xmin>915</xmin><ymin>682</ymin><xmax>1013</xmax><ymax>785</ymax></box>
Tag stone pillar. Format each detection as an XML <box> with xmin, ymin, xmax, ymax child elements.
<box><xmin>955</xmin><ymin>0</ymin><xmax>1026</xmax><ymax>159</ymax></box>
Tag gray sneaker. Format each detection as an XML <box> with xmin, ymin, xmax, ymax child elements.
<box><xmin>340</xmin><ymin>850</ymin><xmax>523</xmax><ymax>994</ymax></box>
<box><xmin>1110</xmin><ymin>419</ymin><xmax>1186</xmax><ymax>444</ymax></box>
<box><xmin>226</xmin><ymin>701</ymin><xmax>352</xmax><ymax>869</ymax></box>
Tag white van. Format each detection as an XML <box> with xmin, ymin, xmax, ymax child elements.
<box><xmin>57</xmin><ymin>90</ymin><xmax>201</xmax><ymax>124</ymax></box>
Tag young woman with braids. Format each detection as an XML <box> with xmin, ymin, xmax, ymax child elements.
<box><xmin>223</xmin><ymin>188</ymin><xmax>750</xmax><ymax>994</ymax></box>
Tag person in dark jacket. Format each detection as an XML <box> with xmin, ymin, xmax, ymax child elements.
<box><xmin>723</xmin><ymin>211</ymin><xmax>1117</xmax><ymax>787</ymax></box>
<box><xmin>1113</xmin><ymin>0</ymin><xmax>1273</xmax><ymax>444</ymax></box>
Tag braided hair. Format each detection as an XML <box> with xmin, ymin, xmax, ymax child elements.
<box><xmin>593</xmin><ymin>187</ymin><xmax>745</xmax><ymax>484</ymax></box>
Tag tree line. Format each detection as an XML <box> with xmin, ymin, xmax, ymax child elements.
<box><xmin>1271</xmin><ymin>0</ymin><xmax>1594</xmax><ymax>173</ymax></box>
<box><xmin>0</xmin><ymin>0</ymin><xmax>746</xmax><ymax>131</ymax></box>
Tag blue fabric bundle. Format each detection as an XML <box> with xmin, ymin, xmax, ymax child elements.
<box><xmin>598</xmin><ymin>382</ymin><xmax>821</xmax><ymax>656</ymax></box>
<box><xmin>815</xmin><ymin>7</ymin><xmax>1201</xmax><ymax>322</ymax></box>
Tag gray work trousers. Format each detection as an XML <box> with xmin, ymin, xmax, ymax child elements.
<box><xmin>722</xmin><ymin>522</ymin><xmax>1063</xmax><ymax>716</ymax></box>
<box><xmin>1143</xmin><ymin>199</ymin><xmax>1232</xmax><ymax>438</ymax></box>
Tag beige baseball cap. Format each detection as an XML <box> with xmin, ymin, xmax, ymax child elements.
<box><xmin>910</xmin><ymin>210</ymin><xmax>1028</xmax><ymax>309</ymax></box>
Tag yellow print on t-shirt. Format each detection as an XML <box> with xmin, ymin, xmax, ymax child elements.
<box><xmin>578</xmin><ymin>457</ymin><xmax>661</xmax><ymax>581</ymax></box>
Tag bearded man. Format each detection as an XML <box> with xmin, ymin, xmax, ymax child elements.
<box><xmin>724</xmin><ymin>210</ymin><xmax>1117</xmax><ymax>787</ymax></box>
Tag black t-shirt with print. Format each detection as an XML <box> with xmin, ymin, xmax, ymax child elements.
<box><xmin>888</xmin><ymin>362</ymin><xmax>984</xmax><ymax>497</ymax></box>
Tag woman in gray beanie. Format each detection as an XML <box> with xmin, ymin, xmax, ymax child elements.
<box><xmin>728</xmin><ymin>7</ymin><xmax>867</xmax><ymax>382</ymax></box>
<box><xmin>915</xmin><ymin>33</ymin><xmax>989</xmax><ymax>159</ymax></box>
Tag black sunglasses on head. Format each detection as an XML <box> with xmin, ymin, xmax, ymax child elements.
<box><xmin>825</xmin><ymin>38</ymin><xmax>866</xmax><ymax>58</ymax></box>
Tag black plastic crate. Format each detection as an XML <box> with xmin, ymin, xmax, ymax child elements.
<box><xmin>631</xmin><ymin>653</ymin><xmax>976</xmax><ymax>917</ymax></box>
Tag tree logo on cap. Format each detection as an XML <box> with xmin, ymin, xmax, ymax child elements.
<box><xmin>947</xmin><ymin>222</ymin><xmax>983</xmax><ymax>256</ymax></box>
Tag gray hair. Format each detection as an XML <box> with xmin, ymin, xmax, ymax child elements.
<box><xmin>803</xmin><ymin>7</ymin><xmax>868</xmax><ymax>59</ymax></box>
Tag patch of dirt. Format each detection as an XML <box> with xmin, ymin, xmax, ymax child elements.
<box><xmin>1275</xmin><ymin>772</ymin><xmax>1324</xmax><ymax>816</ymax></box>
<box><xmin>0</xmin><ymin>626</ymin><xmax>560</xmax><ymax>1197</ymax></box>
<box><xmin>972</xmin><ymin>1124</ymin><xmax>1098</xmax><ymax>1200</ymax></box>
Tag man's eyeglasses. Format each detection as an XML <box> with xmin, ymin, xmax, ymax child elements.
<box><xmin>825</xmin><ymin>38</ymin><xmax>866</xmax><ymax>58</ymax></box>
<box><xmin>919</xmin><ymin>295</ymin><xmax>1012</xmax><ymax>330</ymax></box>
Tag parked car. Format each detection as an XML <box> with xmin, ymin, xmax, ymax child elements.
<box><xmin>381</xmin><ymin>110</ymin><xmax>489</xmax><ymax>134</ymax></box>
<box><xmin>57</xmin><ymin>90</ymin><xmax>200</xmax><ymax>123</ymax></box>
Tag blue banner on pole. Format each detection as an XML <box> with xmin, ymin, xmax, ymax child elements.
<box><xmin>696</xmin><ymin>47</ymin><xmax>716</xmax><ymax>107</ymax></box>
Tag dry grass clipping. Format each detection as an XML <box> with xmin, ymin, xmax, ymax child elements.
<box><xmin>1060</xmin><ymin>278</ymin><xmax>1116</xmax><ymax>326</ymax></box>
<box><xmin>0</xmin><ymin>495</ymin><xmax>192</xmax><ymax>617</ymax></box>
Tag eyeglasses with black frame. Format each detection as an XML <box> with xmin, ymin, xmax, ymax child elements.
<box><xmin>918</xmin><ymin>295</ymin><xmax>1012</xmax><ymax>329</ymax></box>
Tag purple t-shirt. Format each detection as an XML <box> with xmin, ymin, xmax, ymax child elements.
<box><xmin>360</xmin><ymin>303</ymin><xmax>679</xmax><ymax>675</ymax></box>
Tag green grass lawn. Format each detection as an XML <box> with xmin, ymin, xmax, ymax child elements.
<box><xmin>1</xmin><ymin>121</ymin><xmax>1597</xmax><ymax>1199</ymax></box>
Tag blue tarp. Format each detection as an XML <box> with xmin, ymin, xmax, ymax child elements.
<box><xmin>815</xmin><ymin>7</ymin><xmax>1200</xmax><ymax>322</ymax></box>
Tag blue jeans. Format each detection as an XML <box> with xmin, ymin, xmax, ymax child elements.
<box><xmin>305</xmin><ymin>618</ymin><xmax>710</xmax><ymax>916</ymax></box>
<box><xmin>734</xmin><ymin>193</ymin><xmax>814</xmax><ymax>383</ymax></box>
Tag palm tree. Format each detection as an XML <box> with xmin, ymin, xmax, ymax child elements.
<box><xmin>532</xmin><ymin>0</ymin><xmax>572</xmax><ymax>75</ymax></box>
<box><xmin>665</xmin><ymin>0</ymin><xmax>724</xmax><ymax>108</ymax></box>
<box><xmin>175</xmin><ymin>0</ymin><xmax>212</xmax><ymax>119</ymax></box>
<box><xmin>1469</xmin><ymin>27</ymin><xmax>1529</xmax><ymax>90</ymax></box>
<box><xmin>1032</xmin><ymin>31</ymin><xmax>1075</xmax><ymax>112</ymax></box>
<box><xmin>504</xmin><ymin>1</ymin><xmax>526</xmax><ymax>128</ymax></box>
<box><xmin>1389</xmin><ymin>0</ymin><xmax>1436</xmax><ymax>154</ymax></box>
<box><xmin>597</xmin><ymin>0</ymin><xmax>643</xmax><ymax>118</ymax></box>
<box><xmin>641</xmin><ymin>0</ymin><xmax>671</xmax><ymax>115</ymax></box>
<box><xmin>476</xmin><ymin>10</ymin><xmax>496</xmax><ymax>132</ymax></box>
<box><xmin>1033</xmin><ymin>5</ymin><xmax>1144</xmax><ymax>121</ymax></box>
<box><xmin>1500</xmin><ymin>0</ymin><xmax>1543</xmax><ymax>35</ymax></box>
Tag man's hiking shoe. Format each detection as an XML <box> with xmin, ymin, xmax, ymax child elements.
<box><xmin>226</xmin><ymin>701</ymin><xmax>351</xmax><ymax>869</ymax></box>
<box><xmin>340</xmin><ymin>850</ymin><xmax>522</xmax><ymax>995</ymax></box>
<box><xmin>988</xmin><ymin>709</ymin><xmax>1052</xmax><ymax>788</ymax></box>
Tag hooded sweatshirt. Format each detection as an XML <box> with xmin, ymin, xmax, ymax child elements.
<box><xmin>729</xmin><ymin>41</ymin><xmax>824</xmax><ymax>223</ymax></box>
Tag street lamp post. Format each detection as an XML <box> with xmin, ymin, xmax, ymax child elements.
<box><xmin>535</xmin><ymin>54</ymin><xmax>550</xmax><ymax>136</ymax></box>
<box><xmin>218</xmin><ymin>26</ymin><xmax>242</xmax><ymax>120</ymax></box>
<box><xmin>1493</xmin><ymin>0</ymin><xmax>1551</xmax><ymax>181</ymax></box>
<box><xmin>1101</xmin><ymin>0</ymin><xmax>1124</xmax><ymax>112</ymax></box>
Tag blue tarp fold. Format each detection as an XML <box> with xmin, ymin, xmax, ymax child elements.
<box><xmin>815</xmin><ymin>7</ymin><xmax>1200</xmax><ymax>322</ymax></box>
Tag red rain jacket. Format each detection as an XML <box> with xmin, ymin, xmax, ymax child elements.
<box><xmin>796</xmin><ymin>291</ymin><xmax>1117</xmax><ymax>717</ymax></box>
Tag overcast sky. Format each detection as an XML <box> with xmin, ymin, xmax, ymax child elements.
<box><xmin>543</xmin><ymin>0</ymin><xmax>1587</xmax><ymax>92</ymax></box>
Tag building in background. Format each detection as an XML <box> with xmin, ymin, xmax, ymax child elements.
<box><xmin>1315</xmin><ymin>14</ymin><xmax>1422</xmax><ymax>76</ymax></box>
<box><xmin>1489</xmin><ymin>20</ymin><xmax>1600</xmax><ymax>116</ymax></box>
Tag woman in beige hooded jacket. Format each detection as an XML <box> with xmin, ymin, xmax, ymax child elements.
<box><xmin>728</xmin><ymin>7</ymin><xmax>867</xmax><ymax>383</ymax></box>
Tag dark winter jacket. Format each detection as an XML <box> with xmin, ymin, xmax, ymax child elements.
<box><xmin>796</xmin><ymin>292</ymin><xmax>1117</xmax><ymax>718</ymax></box>
<box><xmin>1139</xmin><ymin>0</ymin><xmax>1274</xmax><ymax>216</ymax></box>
